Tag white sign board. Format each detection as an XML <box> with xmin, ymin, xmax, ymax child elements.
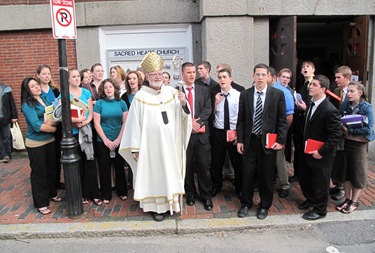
<box><xmin>50</xmin><ymin>0</ymin><xmax>77</xmax><ymax>39</ymax></box>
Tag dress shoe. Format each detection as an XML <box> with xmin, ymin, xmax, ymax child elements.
<box><xmin>186</xmin><ymin>195</ymin><xmax>195</xmax><ymax>206</ymax></box>
<box><xmin>288</xmin><ymin>175</ymin><xmax>298</xmax><ymax>182</ymax></box>
<box><xmin>203</xmin><ymin>199</ymin><xmax>213</xmax><ymax>211</ymax></box>
<box><xmin>331</xmin><ymin>190</ymin><xmax>345</xmax><ymax>200</ymax></box>
<box><xmin>257</xmin><ymin>208</ymin><xmax>268</xmax><ymax>220</ymax></box>
<box><xmin>278</xmin><ymin>189</ymin><xmax>289</xmax><ymax>198</ymax></box>
<box><xmin>151</xmin><ymin>212</ymin><xmax>164</xmax><ymax>222</ymax></box>
<box><xmin>238</xmin><ymin>206</ymin><xmax>250</xmax><ymax>218</ymax></box>
<box><xmin>298</xmin><ymin>200</ymin><xmax>311</xmax><ymax>210</ymax></box>
<box><xmin>302</xmin><ymin>210</ymin><xmax>326</xmax><ymax>221</ymax></box>
<box><xmin>329</xmin><ymin>186</ymin><xmax>342</xmax><ymax>195</ymax></box>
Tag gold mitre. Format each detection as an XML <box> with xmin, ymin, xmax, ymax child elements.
<box><xmin>140</xmin><ymin>52</ymin><xmax>164</xmax><ymax>73</ymax></box>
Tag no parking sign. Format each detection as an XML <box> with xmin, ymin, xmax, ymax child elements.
<box><xmin>50</xmin><ymin>0</ymin><xmax>77</xmax><ymax>39</ymax></box>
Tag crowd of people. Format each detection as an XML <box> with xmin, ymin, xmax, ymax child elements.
<box><xmin>2</xmin><ymin>53</ymin><xmax>374</xmax><ymax>221</ymax></box>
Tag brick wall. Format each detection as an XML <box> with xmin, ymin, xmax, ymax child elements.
<box><xmin>0</xmin><ymin>30</ymin><xmax>77</xmax><ymax>136</ymax></box>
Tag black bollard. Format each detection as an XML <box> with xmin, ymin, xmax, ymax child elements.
<box><xmin>58</xmin><ymin>39</ymin><xmax>83</xmax><ymax>218</ymax></box>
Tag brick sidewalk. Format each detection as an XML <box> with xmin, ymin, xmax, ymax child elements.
<box><xmin>1</xmin><ymin>151</ymin><xmax>374</xmax><ymax>224</ymax></box>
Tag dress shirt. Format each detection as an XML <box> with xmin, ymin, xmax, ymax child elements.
<box><xmin>310</xmin><ymin>95</ymin><xmax>326</xmax><ymax>118</ymax></box>
<box><xmin>213</xmin><ymin>88</ymin><xmax>240</xmax><ymax>130</ymax></box>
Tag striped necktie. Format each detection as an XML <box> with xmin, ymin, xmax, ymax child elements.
<box><xmin>252</xmin><ymin>91</ymin><xmax>263</xmax><ymax>135</ymax></box>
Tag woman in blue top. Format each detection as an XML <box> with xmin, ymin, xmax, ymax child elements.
<box><xmin>335</xmin><ymin>82</ymin><xmax>375</xmax><ymax>214</ymax></box>
<box><xmin>94</xmin><ymin>78</ymin><xmax>129</xmax><ymax>203</ymax></box>
<box><xmin>36</xmin><ymin>64</ymin><xmax>64</xmax><ymax>190</ymax></box>
<box><xmin>66</xmin><ymin>68</ymin><xmax>102</xmax><ymax>206</ymax></box>
<box><xmin>21</xmin><ymin>77</ymin><xmax>60</xmax><ymax>215</ymax></box>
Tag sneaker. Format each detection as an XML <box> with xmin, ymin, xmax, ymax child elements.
<box><xmin>3</xmin><ymin>156</ymin><xmax>10</xmax><ymax>163</ymax></box>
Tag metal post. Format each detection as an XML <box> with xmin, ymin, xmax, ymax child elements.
<box><xmin>58</xmin><ymin>39</ymin><xmax>83</xmax><ymax>218</ymax></box>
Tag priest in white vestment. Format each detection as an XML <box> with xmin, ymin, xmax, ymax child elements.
<box><xmin>119</xmin><ymin>52</ymin><xmax>192</xmax><ymax>221</ymax></box>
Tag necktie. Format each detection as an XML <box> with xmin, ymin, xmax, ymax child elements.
<box><xmin>304</xmin><ymin>101</ymin><xmax>315</xmax><ymax>133</ymax></box>
<box><xmin>223</xmin><ymin>93</ymin><xmax>229</xmax><ymax>130</ymax></box>
<box><xmin>252</xmin><ymin>91</ymin><xmax>263</xmax><ymax>135</ymax></box>
<box><xmin>186</xmin><ymin>87</ymin><xmax>193</xmax><ymax>118</ymax></box>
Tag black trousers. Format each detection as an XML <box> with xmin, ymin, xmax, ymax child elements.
<box><xmin>210</xmin><ymin>128</ymin><xmax>242</xmax><ymax>193</ymax></box>
<box><xmin>74</xmin><ymin>134</ymin><xmax>100</xmax><ymax>200</ymax></box>
<box><xmin>27</xmin><ymin>141</ymin><xmax>57</xmax><ymax>208</ymax></box>
<box><xmin>299</xmin><ymin>154</ymin><xmax>332</xmax><ymax>215</ymax></box>
<box><xmin>97</xmin><ymin>142</ymin><xmax>127</xmax><ymax>200</ymax></box>
<box><xmin>241</xmin><ymin>135</ymin><xmax>276</xmax><ymax>209</ymax></box>
<box><xmin>185</xmin><ymin>134</ymin><xmax>212</xmax><ymax>200</ymax></box>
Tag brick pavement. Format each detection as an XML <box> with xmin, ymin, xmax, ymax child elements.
<box><xmin>1</xmin><ymin>151</ymin><xmax>374</xmax><ymax>224</ymax></box>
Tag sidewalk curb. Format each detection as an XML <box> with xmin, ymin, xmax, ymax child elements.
<box><xmin>1</xmin><ymin>210</ymin><xmax>374</xmax><ymax>239</ymax></box>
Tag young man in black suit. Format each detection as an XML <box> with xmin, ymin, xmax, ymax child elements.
<box><xmin>196</xmin><ymin>61</ymin><xmax>218</xmax><ymax>89</ymax></box>
<box><xmin>182</xmin><ymin>62</ymin><xmax>214</xmax><ymax>211</ymax></box>
<box><xmin>296</xmin><ymin>74</ymin><xmax>341</xmax><ymax>220</ymax></box>
<box><xmin>236</xmin><ymin>63</ymin><xmax>287</xmax><ymax>219</ymax></box>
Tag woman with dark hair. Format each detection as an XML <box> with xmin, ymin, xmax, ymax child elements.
<box><xmin>94</xmin><ymin>78</ymin><xmax>129</xmax><ymax>204</ymax></box>
<box><xmin>21</xmin><ymin>77</ymin><xmax>60</xmax><ymax>215</ymax></box>
<box><xmin>162</xmin><ymin>71</ymin><xmax>171</xmax><ymax>86</ymax></box>
<box><xmin>64</xmin><ymin>68</ymin><xmax>102</xmax><ymax>206</ymax></box>
<box><xmin>335</xmin><ymin>82</ymin><xmax>375</xmax><ymax>214</ymax></box>
<box><xmin>82</xmin><ymin>63</ymin><xmax>103</xmax><ymax>105</ymax></box>
<box><xmin>110</xmin><ymin>65</ymin><xmax>127</xmax><ymax>96</ymax></box>
<box><xmin>121</xmin><ymin>70</ymin><xmax>143</xmax><ymax>109</ymax></box>
<box><xmin>80</xmin><ymin>68</ymin><xmax>92</xmax><ymax>87</ymax></box>
<box><xmin>36</xmin><ymin>64</ymin><xmax>64</xmax><ymax>190</ymax></box>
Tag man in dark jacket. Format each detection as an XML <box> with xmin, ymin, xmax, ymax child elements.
<box><xmin>0</xmin><ymin>83</ymin><xmax>18</xmax><ymax>163</ymax></box>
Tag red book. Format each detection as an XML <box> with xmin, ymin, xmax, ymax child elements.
<box><xmin>266</xmin><ymin>133</ymin><xmax>277</xmax><ymax>149</ymax></box>
<box><xmin>198</xmin><ymin>125</ymin><xmax>206</xmax><ymax>133</ymax></box>
<box><xmin>304</xmin><ymin>139</ymin><xmax>324</xmax><ymax>154</ymax></box>
<box><xmin>71</xmin><ymin>107</ymin><xmax>84</xmax><ymax>118</ymax></box>
<box><xmin>266</xmin><ymin>133</ymin><xmax>285</xmax><ymax>149</ymax></box>
<box><xmin>226</xmin><ymin>130</ymin><xmax>237</xmax><ymax>142</ymax></box>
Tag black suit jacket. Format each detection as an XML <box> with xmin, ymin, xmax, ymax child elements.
<box><xmin>236</xmin><ymin>85</ymin><xmax>288</xmax><ymax>154</ymax></box>
<box><xmin>196</xmin><ymin>77</ymin><xmax>219</xmax><ymax>90</ymax></box>
<box><xmin>303</xmin><ymin>98</ymin><xmax>342</xmax><ymax>167</ymax></box>
<box><xmin>186</xmin><ymin>84</ymin><xmax>212</xmax><ymax>144</ymax></box>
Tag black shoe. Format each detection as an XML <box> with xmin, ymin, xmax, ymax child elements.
<box><xmin>238</xmin><ymin>206</ymin><xmax>250</xmax><ymax>218</ymax></box>
<box><xmin>302</xmin><ymin>210</ymin><xmax>326</xmax><ymax>221</ymax></box>
<box><xmin>186</xmin><ymin>195</ymin><xmax>195</xmax><ymax>206</ymax></box>
<box><xmin>278</xmin><ymin>189</ymin><xmax>289</xmax><ymax>198</ymax></box>
<box><xmin>151</xmin><ymin>212</ymin><xmax>164</xmax><ymax>222</ymax></box>
<box><xmin>203</xmin><ymin>199</ymin><xmax>213</xmax><ymax>211</ymax></box>
<box><xmin>288</xmin><ymin>175</ymin><xmax>298</xmax><ymax>182</ymax></box>
<box><xmin>329</xmin><ymin>186</ymin><xmax>342</xmax><ymax>195</ymax></box>
<box><xmin>57</xmin><ymin>182</ymin><xmax>65</xmax><ymax>189</ymax></box>
<box><xmin>331</xmin><ymin>190</ymin><xmax>345</xmax><ymax>200</ymax></box>
<box><xmin>257</xmin><ymin>208</ymin><xmax>268</xmax><ymax>220</ymax></box>
<box><xmin>298</xmin><ymin>200</ymin><xmax>311</xmax><ymax>210</ymax></box>
<box><xmin>212</xmin><ymin>188</ymin><xmax>221</xmax><ymax>197</ymax></box>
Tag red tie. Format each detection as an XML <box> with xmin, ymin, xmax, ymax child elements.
<box><xmin>186</xmin><ymin>87</ymin><xmax>193</xmax><ymax>118</ymax></box>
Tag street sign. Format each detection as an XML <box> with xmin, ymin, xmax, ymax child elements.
<box><xmin>50</xmin><ymin>0</ymin><xmax>77</xmax><ymax>39</ymax></box>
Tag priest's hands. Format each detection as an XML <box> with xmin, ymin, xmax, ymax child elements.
<box><xmin>178</xmin><ymin>91</ymin><xmax>187</xmax><ymax>106</ymax></box>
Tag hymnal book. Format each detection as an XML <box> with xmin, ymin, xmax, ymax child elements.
<box><xmin>294</xmin><ymin>92</ymin><xmax>303</xmax><ymax>103</ymax></box>
<box><xmin>341</xmin><ymin>114</ymin><xmax>364</xmax><ymax>128</ymax></box>
<box><xmin>198</xmin><ymin>125</ymin><xmax>206</xmax><ymax>133</ymax></box>
<box><xmin>226</xmin><ymin>130</ymin><xmax>237</xmax><ymax>142</ymax></box>
<box><xmin>44</xmin><ymin>104</ymin><xmax>55</xmax><ymax>121</ymax></box>
<box><xmin>326</xmin><ymin>90</ymin><xmax>341</xmax><ymax>102</ymax></box>
<box><xmin>265</xmin><ymin>133</ymin><xmax>285</xmax><ymax>149</ymax></box>
<box><xmin>70</xmin><ymin>97</ymin><xmax>89</xmax><ymax>115</ymax></box>
<box><xmin>304</xmin><ymin>138</ymin><xmax>324</xmax><ymax>154</ymax></box>
<box><xmin>70</xmin><ymin>104</ymin><xmax>84</xmax><ymax>118</ymax></box>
